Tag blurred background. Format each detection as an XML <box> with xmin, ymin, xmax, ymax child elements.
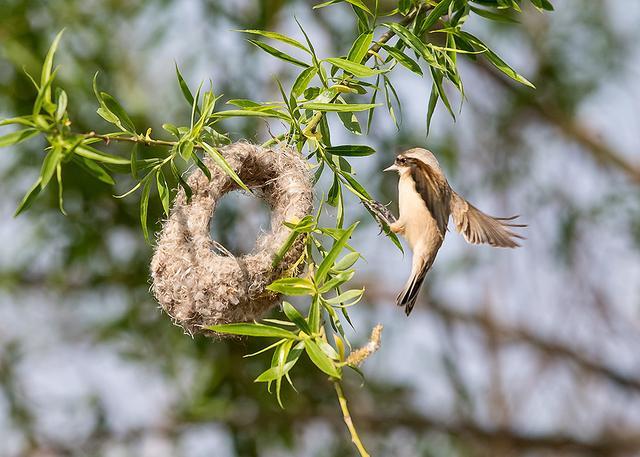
<box><xmin>1</xmin><ymin>0</ymin><xmax>640</xmax><ymax>456</ymax></box>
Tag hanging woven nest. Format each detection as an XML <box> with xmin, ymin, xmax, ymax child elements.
<box><xmin>150</xmin><ymin>142</ymin><xmax>313</xmax><ymax>336</ymax></box>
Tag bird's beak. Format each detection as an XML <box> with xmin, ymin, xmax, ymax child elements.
<box><xmin>384</xmin><ymin>164</ymin><xmax>399</xmax><ymax>172</ymax></box>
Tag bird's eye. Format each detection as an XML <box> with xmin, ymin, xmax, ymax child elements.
<box><xmin>396</xmin><ymin>157</ymin><xmax>406</xmax><ymax>165</ymax></box>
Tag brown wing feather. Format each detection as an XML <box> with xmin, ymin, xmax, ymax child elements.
<box><xmin>409</xmin><ymin>160</ymin><xmax>451</xmax><ymax>236</ymax></box>
<box><xmin>451</xmin><ymin>193</ymin><xmax>525</xmax><ymax>248</ymax></box>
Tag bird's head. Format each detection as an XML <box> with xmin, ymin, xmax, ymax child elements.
<box><xmin>384</xmin><ymin>148</ymin><xmax>443</xmax><ymax>175</ymax></box>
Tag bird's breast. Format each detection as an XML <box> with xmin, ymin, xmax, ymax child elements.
<box><xmin>398</xmin><ymin>176</ymin><xmax>443</xmax><ymax>250</ymax></box>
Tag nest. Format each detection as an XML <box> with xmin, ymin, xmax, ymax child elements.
<box><xmin>150</xmin><ymin>142</ymin><xmax>313</xmax><ymax>336</ymax></box>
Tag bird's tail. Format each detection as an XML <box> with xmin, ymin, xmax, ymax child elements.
<box><xmin>396</xmin><ymin>256</ymin><xmax>433</xmax><ymax>316</ymax></box>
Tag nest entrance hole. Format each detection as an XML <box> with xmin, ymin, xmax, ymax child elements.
<box><xmin>210</xmin><ymin>192</ymin><xmax>272</xmax><ymax>256</ymax></box>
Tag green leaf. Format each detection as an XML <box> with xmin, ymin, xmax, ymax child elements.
<box><xmin>417</xmin><ymin>0</ymin><xmax>453</xmax><ymax>35</ymax></box>
<box><xmin>175</xmin><ymin>63</ymin><xmax>199</xmax><ymax>114</ymax></box>
<box><xmin>325</xmin><ymin>57</ymin><xmax>384</xmax><ymax>78</ymax></box>
<box><xmin>40</xmin><ymin>145</ymin><xmax>63</xmax><ymax>189</ymax></box>
<box><xmin>248</xmin><ymin>40</ymin><xmax>310</xmax><ymax>68</ymax></box>
<box><xmin>255</xmin><ymin>358</ymin><xmax>298</xmax><ymax>382</ymax></box>
<box><xmin>333</xmin><ymin>252</ymin><xmax>360</xmax><ymax>270</ymax></box>
<box><xmin>426</xmin><ymin>82</ymin><xmax>439</xmax><ymax>136</ymax></box>
<box><xmin>382</xmin><ymin>23</ymin><xmax>443</xmax><ymax>70</ymax></box>
<box><xmin>430</xmin><ymin>67</ymin><xmax>455</xmax><ymax>119</ymax></box>
<box><xmin>239</xmin><ymin>30</ymin><xmax>310</xmax><ymax>53</ymax></box>
<box><xmin>73</xmin><ymin>156</ymin><xmax>115</xmax><ymax>185</ymax></box>
<box><xmin>0</xmin><ymin>129</ymin><xmax>39</xmax><ymax>148</ymax></box>
<box><xmin>55</xmin><ymin>89</ymin><xmax>68</xmax><ymax>121</ymax></box>
<box><xmin>457</xmin><ymin>31</ymin><xmax>535</xmax><ymax>88</ymax></box>
<box><xmin>75</xmin><ymin>145</ymin><xmax>130</xmax><ymax>165</ymax></box>
<box><xmin>140</xmin><ymin>177</ymin><xmax>152</xmax><ymax>242</ymax></box>
<box><xmin>41</xmin><ymin>30</ymin><xmax>64</xmax><ymax>108</ymax></box>
<box><xmin>346</xmin><ymin>0</ymin><xmax>372</xmax><ymax>15</ymax></box>
<box><xmin>199</xmin><ymin>142</ymin><xmax>249</xmax><ymax>191</ymax></box>
<box><xmin>213</xmin><ymin>109</ymin><xmax>290</xmax><ymax>121</ymax></box>
<box><xmin>304</xmin><ymin>339</ymin><xmax>340</xmax><ymax>378</ymax></box>
<box><xmin>14</xmin><ymin>177</ymin><xmax>43</xmax><ymax>217</ymax></box>
<box><xmin>162</xmin><ymin>123</ymin><xmax>180</xmax><ymax>138</ymax></box>
<box><xmin>267</xmin><ymin>277</ymin><xmax>316</xmax><ymax>296</ymax></box>
<box><xmin>318</xmin><ymin>270</ymin><xmax>355</xmax><ymax>293</ymax></box>
<box><xmin>291</xmin><ymin>66</ymin><xmax>317</xmax><ymax>99</ymax></box>
<box><xmin>33</xmin><ymin>68</ymin><xmax>59</xmax><ymax>116</ymax></box>
<box><xmin>282</xmin><ymin>301</ymin><xmax>311</xmax><ymax>334</ymax></box>
<box><xmin>303</xmin><ymin>102</ymin><xmax>379</xmax><ymax>112</ymax></box>
<box><xmin>379</xmin><ymin>44</ymin><xmax>423</xmax><ymax>76</ymax></box>
<box><xmin>325</xmin><ymin>288</ymin><xmax>364</xmax><ymax>305</ymax></box>
<box><xmin>316</xmin><ymin>222</ymin><xmax>358</xmax><ymax>284</ymax></box>
<box><xmin>470</xmin><ymin>6</ymin><xmax>519</xmax><ymax>23</ymax></box>
<box><xmin>207</xmin><ymin>322</ymin><xmax>299</xmax><ymax>339</ymax></box>
<box><xmin>156</xmin><ymin>171</ymin><xmax>170</xmax><ymax>216</ymax></box>
<box><xmin>100</xmin><ymin>92</ymin><xmax>136</xmax><ymax>133</ymax></box>
<box><xmin>193</xmin><ymin>153</ymin><xmax>212</xmax><ymax>180</ymax></box>
<box><xmin>55</xmin><ymin>163</ymin><xmax>66</xmax><ymax>215</ymax></box>
<box><xmin>337</xmin><ymin>110</ymin><xmax>362</xmax><ymax>135</ymax></box>
<box><xmin>347</xmin><ymin>32</ymin><xmax>373</xmax><ymax>63</ymax></box>
<box><xmin>326</xmin><ymin>145</ymin><xmax>375</xmax><ymax>157</ymax></box>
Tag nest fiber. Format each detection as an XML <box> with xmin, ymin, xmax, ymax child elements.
<box><xmin>151</xmin><ymin>142</ymin><xmax>313</xmax><ymax>336</ymax></box>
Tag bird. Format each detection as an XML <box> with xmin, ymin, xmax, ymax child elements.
<box><xmin>383</xmin><ymin>148</ymin><xmax>525</xmax><ymax>315</ymax></box>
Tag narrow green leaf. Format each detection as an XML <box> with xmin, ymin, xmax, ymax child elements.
<box><xmin>213</xmin><ymin>109</ymin><xmax>290</xmax><ymax>121</ymax></box>
<box><xmin>347</xmin><ymin>32</ymin><xmax>373</xmax><ymax>63</ymax></box>
<box><xmin>382</xmin><ymin>23</ymin><xmax>444</xmax><ymax>70</ymax></box>
<box><xmin>40</xmin><ymin>145</ymin><xmax>63</xmax><ymax>189</ymax></box>
<box><xmin>267</xmin><ymin>277</ymin><xmax>316</xmax><ymax>296</ymax></box>
<box><xmin>379</xmin><ymin>43</ymin><xmax>423</xmax><ymax>76</ymax></box>
<box><xmin>304</xmin><ymin>339</ymin><xmax>340</xmax><ymax>378</ymax></box>
<box><xmin>55</xmin><ymin>89</ymin><xmax>68</xmax><ymax>121</ymax></box>
<box><xmin>55</xmin><ymin>163</ymin><xmax>66</xmax><ymax>215</ymax></box>
<box><xmin>175</xmin><ymin>63</ymin><xmax>199</xmax><ymax>114</ymax></box>
<box><xmin>303</xmin><ymin>102</ymin><xmax>379</xmax><ymax>112</ymax></box>
<box><xmin>0</xmin><ymin>129</ymin><xmax>39</xmax><ymax>148</ymax></box>
<box><xmin>417</xmin><ymin>0</ymin><xmax>453</xmax><ymax>35</ymax></box>
<box><xmin>193</xmin><ymin>153</ymin><xmax>212</xmax><ymax>180</ymax></box>
<box><xmin>207</xmin><ymin>322</ymin><xmax>299</xmax><ymax>339</ymax></box>
<box><xmin>470</xmin><ymin>6</ymin><xmax>519</xmax><ymax>23</ymax></box>
<box><xmin>282</xmin><ymin>301</ymin><xmax>311</xmax><ymax>334</ymax></box>
<box><xmin>156</xmin><ymin>171</ymin><xmax>170</xmax><ymax>216</ymax></box>
<box><xmin>457</xmin><ymin>31</ymin><xmax>535</xmax><ymax>88</ymax></box>
<box><xmin>140</xmin><ymin>178</ymin><xmax>151</xmax><ymax>242</ymax></box>
<box><xmin>291</xmin><ymin>66</ymin><xmax>317</xmax><ymax>99</ymax></box>
<box><xmin>72</xmin><ymin>156</ymin><xmax>115</xmax><ymax>185</ymax></box>
<box><xmin>326</xmin><ymin>145</ymin><xmax>375</xmax><ymax>157</ymax></box>
<box><xmin>75</xmin><ymin>145</ymin><xmax>130</xmax><ymax>165</ymax></box>
<box><xmin>239</xmin><ymin>30</ymin><xmax>310</xmax><ymax>53</ymax></box>
<box><xmin>100</xmin><ymin>92</ymin><xmax>136</xmax><ymax>133</ymax></box>
<box><xmin>14</xmin><ymin>177</ymin><xmax>43</xmax><ymax>217</ymax></box>
<box><xmin>248</xmin><ymin>40</ymin><xmax>309</xmax><ymax>67</ymax></box>
<box><xmin>426</xmin><ymin>82</ymin><xmax>439</xmax><ymax>136</ymax></box>
<box><xmin>316</xmin><ymin>222</ymin><xmax>358</xmax><ymax>284</ymax></box>
<box><xmin>41</xmin><ymin>30</ymin><xmax>64</xmax><ymax>107</ymax></box>
<box><xmin>333</xmin><ymin>252</ymin><xmax>360</xmax><ymax>270</ymax></box>
<box><xmin>325</xmin><ymin>57</ymin><xmax>384</xmax><ymax>78</ymax></box>
<box><xmin>199</xmin><ymin>142</ymin><xmax>249</xmax><ymax>191</ymax></box>
<box><xmin>325</xmin><ymin>288</ymin><xmax>364</xmax><ymax>305</ymax></box>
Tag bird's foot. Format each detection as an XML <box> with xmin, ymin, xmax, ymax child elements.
<box><xmin>362</xmin><ymin>199</ymin><xmax>397</xmax><ymax>234</ymax></box>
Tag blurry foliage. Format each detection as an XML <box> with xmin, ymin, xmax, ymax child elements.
<box><xmin>2</xmin><ymin>1</ymin><xmax>640</xmax><ymax>456</ymax></box>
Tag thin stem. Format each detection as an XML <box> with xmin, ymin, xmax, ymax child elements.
<box><xmin>81</xmin><ymin>131</ymin><xmax>188</xmax><ymax>149</ymax></box>
<box><xmin>333</xmin><ymin>380</ymin><xmax>370</xmax><ymax>457</ymax></box>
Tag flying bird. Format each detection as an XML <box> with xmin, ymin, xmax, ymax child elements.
<box><xmin>383</xmin><ymin>148</ymin><xmax>525</xmax><ymax>315</ymax></box>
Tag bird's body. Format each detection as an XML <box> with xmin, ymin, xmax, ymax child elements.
<box><xmin>385</xmin><ymin>148</ymin><xmax>524</xmax><ymax>315</ymax></box>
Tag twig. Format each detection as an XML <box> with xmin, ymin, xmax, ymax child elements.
<box><xmin>333</xmin><ymin>380</ymin><xmax>370</xmax><ymax>457</ymax></box>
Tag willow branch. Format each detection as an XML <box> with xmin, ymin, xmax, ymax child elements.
<box><xmin>333</xmin><ymin>380</ymin><xmax>370</xmax><ymax>457</ymax></box>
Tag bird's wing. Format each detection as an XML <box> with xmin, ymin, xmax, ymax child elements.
<box><xmin>450</xmin><ymin>192</ymin><xmax>525</xmax><ymax>248</ymax></box>
<box><xmin>410</xmin><ymin>161</ymin><xmax>450</xmax><ymax>236</ymax></box>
